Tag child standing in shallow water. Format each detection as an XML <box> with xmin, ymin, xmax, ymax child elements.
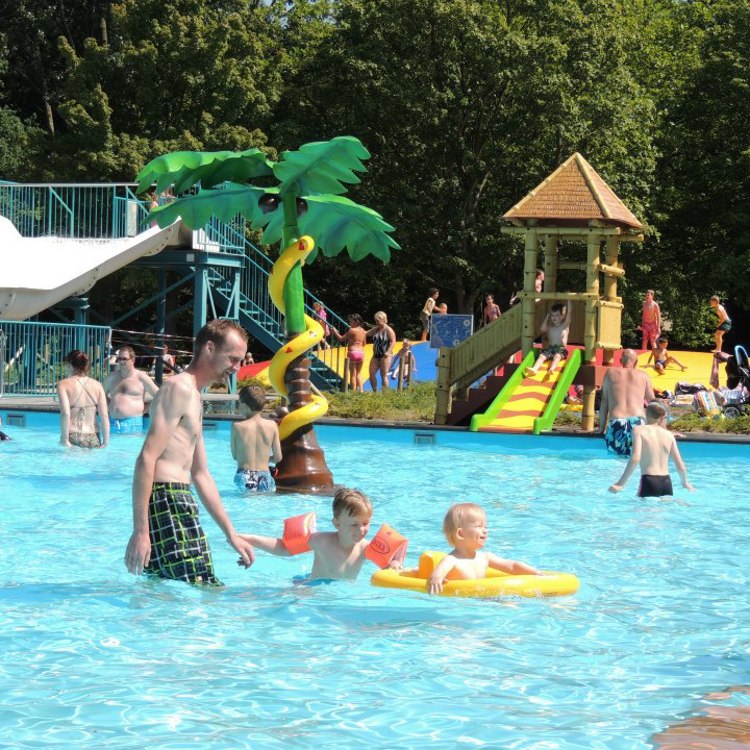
<box><xmin>609</xmin><ymin>401</ymin><xmax>694</xmax><ymax>498</ymax></box>
<box><xmin>231</xmin><ymin>385</ymin><xmax>282</xmax><ymax>493</ymax></box>
<box><xmin>427</xmin><ymin>503</ymin><xmax>541</xmax><ymax>595</ymax></box>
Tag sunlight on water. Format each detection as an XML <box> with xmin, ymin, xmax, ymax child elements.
<box><xmin>1</xmin><ymin>417</ymin><xmax>749</xmax><ymax>749</ymax></box>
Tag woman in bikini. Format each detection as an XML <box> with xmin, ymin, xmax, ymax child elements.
<box><xmin>332</xmin><ymin>314</ymin><xmax>367</xmax><ymax>392</ymax></box>
<box><xmin>366</xmin><ymin>311</ymin><xmax>396</xmax><ymax>392</ymax></box>
<box><xmin>57</xmin><ymin>350</ymin><xmax>110</xmax><ymax>448</ymax></box>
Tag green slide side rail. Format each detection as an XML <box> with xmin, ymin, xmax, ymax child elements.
<box><xmin>469</xmin><ymin>350</ymin><xmax>537</xmax><ymax>432</ymax></box>
<box><xmin>532</xmin><ymin>348</ymin><xmax>582</xmax><ymax>435</ymax></box>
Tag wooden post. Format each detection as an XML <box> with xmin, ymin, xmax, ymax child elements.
<box><xmin>521</xmin><ymin>229</ymin><xmax>539</xmax><ymax>357</ymax></box>
<box><xmin>544</xmin><ymin>234</ymin><xmax>557</xmax><ymax>293</ymax></box>
<box><xmin>434</xmin><ymin>347</ymin><xmax>452</xmax><ymax>424</ymax></box>
<box><xmin>343</xmin><ymin>355</ymin><xmax>350</xmax><ymax>392</ymax></box>
<box><xmin>601</xmin><ymin>235</ymin><xmax>620</xmax><ymax>370</ymax></box>
<box><xmin>582</xmin><ymin>234</ymin><xmax>601</xmax><ymax>432</ymax></box>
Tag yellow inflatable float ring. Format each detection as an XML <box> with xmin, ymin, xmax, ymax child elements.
<box><xmin>371</xmin><ymin>551</ymin><xmax>579</xmax><ymax>598</ymax></box>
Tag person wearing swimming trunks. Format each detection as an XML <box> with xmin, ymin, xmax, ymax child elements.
<box><xmin>524</xmin><ymin>301</ymin><xmax>572</xmax><ymax>378</ymax></box>
<box><xmin>124</xmin><ymin>319</ymin><xmax>256</xmax><ymax>586</ymax></box>
<box><xmin>640</xmin><ymin>289</ymin><xmax>661</xmax><ymax>354</ymax></box>
<box><xmin>231</xmin><ymin>385</ymin><xmax>281</xmax><ymax>494</ymax></box>
<box><xmin>332</xmin><ymin>313</ymin><xmax>367</xmax><ymax>392</ymax></box>
<box><xmin>650</xmin><ymin>337</ymin><xmax>687</xmax><ymax>375</ymax></box>
<box><xmin>609</xmin><ymin>401</ymin><xmax>694</xmax><ymax>497</ymax></box>
<box><xmin>57</xmin><ymin>350</ymin><xmax>109</xmax><ymax>449</ymax></box>
<box><xmin>710</xmin><ymin>295</ymin><xmax>732</xmax><ymax>352</ymax></box>
<box><xmin>599</xmin><ymin>349</ymin><xmax>655</xmax><ymax>457</ymax></box>
<box><xmin>366</xmin><ymin>311</ymin><xmax>396</xmax><ymax>391</ymax></box>
<box><xmin>104</xmin><ymin>346</ymin><xmax>158</xmax><ymax>435</ymax></box>
<box><xmin>638</xmin><ymin>474</ymin><xmax>673</xmax><ymax>498</ymax></box>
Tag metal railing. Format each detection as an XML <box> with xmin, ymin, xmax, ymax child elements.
<box><xmin>1</xmin><ymin>181</ymin><xmax>348</xmax><ymax>388</ymax></box>
<box><xmin>0</xmin><ymin>182</ymin><xmax>149</xmax><ymax>239</ymax></box>
<box><xmin>0</xmin><ymin>321</ymin><xmax>111</xmax><ymax>397</ymax></box>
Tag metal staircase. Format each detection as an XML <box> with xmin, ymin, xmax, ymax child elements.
<box><xmin>0</xmin><ymin>181</ymin><xmax>347</xmax><ymax>391</ymax></box>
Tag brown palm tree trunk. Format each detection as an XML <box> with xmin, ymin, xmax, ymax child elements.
<box><xmin>273</xmin><ymin>350</ymin><xmax>334</xmax><ymax>494</ymax></box>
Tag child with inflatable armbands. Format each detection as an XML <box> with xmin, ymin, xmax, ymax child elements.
<box><xmin>231</xmin><ymin>386</ymin><xmax>282</xmax><ymax>493</ymax></box>
<box><xmin>238</xmin><ymin>487</ymin><xmax>407</xmax><ymax>580</ymax></box>
<box><xmin>427</xmin><ymin>503</ymin><xmax>541</xmax><ymax>595</ymax></box>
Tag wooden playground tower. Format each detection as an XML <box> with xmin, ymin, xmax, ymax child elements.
<box><xmin>435</xmin><ymin>152</ymin><xmax>645</xmax><ymax>431</ymax></box>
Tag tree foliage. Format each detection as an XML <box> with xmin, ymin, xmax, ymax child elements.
<box><xmin>0</xmin><ymin>0</ymin><xmax>748</xmax><ymax>347</ymax></box>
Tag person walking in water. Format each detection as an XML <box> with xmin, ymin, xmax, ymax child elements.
<box><xmin>124</xmin><ymin>319</ymin><xmax>256</xmax><ymax>586</ymax></box>
<box><xmin>599</xmin><ymin>349</ymin><xmax>655</xmax><ymax>457</ymax></box>
<box><xmin>57</xmin><ymin>350</ymin><xmax>110</xmax><ymax>448</ymax></box>
<box><xmin>104</xmin><ymin>346</ymin><xmax>158</xmax><ymax>434</ymax></box>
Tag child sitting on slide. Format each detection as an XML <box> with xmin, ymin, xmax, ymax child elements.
<box><xmin>238</xmin><ymin>487</ymin><xmax>405</xmax><ymax>580</ymax></box>
<box><xmin>524</xmin><ymin>300</ymin><xmax>573</xmax><ymax>378</ymax></box>
<box><xmin>427</xmin><ymin>503</ymin><xmax>541</xmax><ymax>595</ymax></box>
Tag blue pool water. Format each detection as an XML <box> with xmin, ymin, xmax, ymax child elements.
<box><xmin>2</xmin><ymin>414</ymin><xmax>750</xmax><ymax>749</ymax></box>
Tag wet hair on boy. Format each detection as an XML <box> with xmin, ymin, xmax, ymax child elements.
<box><xmin>646</xmin><ymin>400</ymin><xmax>669</xmax><ymax>421</ymax></box>
<box><xmin>238</xmin><ymin>385</ymin><xmax>266</xmax><ymax>413</ymax></box>
<box><xmin>332</xmin><ymin>487</ymin><xmax>373</xmax><ymax>520</ymax></box>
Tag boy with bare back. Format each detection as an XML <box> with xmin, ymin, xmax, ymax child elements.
<box><xmin>231</xmin><ymin>385</ymin><xmax>282</xmax><ymax>493</ymax></box>
<box><xmin>609</xmin><ymin>401</ymin><xmax>694</xmax><ymax>498</ymax></box>
<box><xmin>525</xmin><ymin>300</ymin><xmax>573</xmax><ymax>377</ymax></box>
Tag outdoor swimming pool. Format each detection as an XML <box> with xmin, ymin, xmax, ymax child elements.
<box><xmin>1</xmin><ymin>413</ymin><xmax>749</xmax><ymax>749</ymax></box>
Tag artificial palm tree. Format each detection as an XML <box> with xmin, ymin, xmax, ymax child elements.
<box><xmin>136</xmin><ymin>136</ymin><xmax>399</xmax><ymax>493</ymax></box>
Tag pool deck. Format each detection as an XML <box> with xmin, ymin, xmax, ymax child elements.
<box><xmin>2</xmin><ymin>395</ymin><xmax>748</xmax><ymax>445</ymax></box>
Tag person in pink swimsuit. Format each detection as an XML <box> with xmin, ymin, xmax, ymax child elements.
<box><xmin>332</xmin><ymin>314</ymin><xmax>367</xmax><ymax>392</ymax></box>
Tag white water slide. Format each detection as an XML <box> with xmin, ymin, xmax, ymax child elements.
<box><xmin>0</xmin><ymin>216</ymin><xmax>188</xmax><ymax>321</ymax></box>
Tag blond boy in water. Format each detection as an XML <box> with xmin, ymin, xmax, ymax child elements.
<box><xmin>427</xmin><ymin>503</ymin><xmax>541</xmax><ymax>595</ymax></box>
<box><xmin>239</xmin><ymin>488</ymin><xmax>401</xmax><ymax>580</ymax></box>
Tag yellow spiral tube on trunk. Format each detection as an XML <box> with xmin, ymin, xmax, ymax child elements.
<box><xmin>268</xmin><ymin>236</ymin><xmax>329</xmax><ymax>440</ymax></box>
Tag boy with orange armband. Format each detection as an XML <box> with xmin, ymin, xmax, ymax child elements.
<box><xmin>237</xmin><ymin>487</ymin><xmax>406</xmax><ymax>580</ymax></box>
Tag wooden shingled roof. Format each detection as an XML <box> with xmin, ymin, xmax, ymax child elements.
<box><xmin>503</xmin><ymin>153</ymin><xmax>644</xmax><ymax>230</ymax></box>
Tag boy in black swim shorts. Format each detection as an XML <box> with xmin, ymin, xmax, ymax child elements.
<box><xmin>608</xmin><ymin>401</ymin><xmax>695</xmax><ymax>498</ymax></box>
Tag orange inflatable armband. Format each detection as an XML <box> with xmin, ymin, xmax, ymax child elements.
<box><xmin>282</xmin><ymin>512</ymin><xmax>316</xmax><ymax>555</ymax></box>
<box><xmin>365</xmin><ymin>524</ymin><xmax>408</xmax><ymax>568</ymax></box>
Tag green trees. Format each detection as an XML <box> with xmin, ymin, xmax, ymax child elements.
<box><xmin>0</xmin><ymin>0</ymin><xmax>748</xmax><ymax>346</ymax></box>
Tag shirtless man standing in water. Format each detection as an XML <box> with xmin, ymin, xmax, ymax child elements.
<box><xmin>104</xmin><ymin>346</ymin><xmax>158</xmax><ymax>434</ymax></box>
<box><xmin>599</xmin><ymin>349</ymin><xmax>655</xmax><ymax>457</ymax></box>
<box><xmin>124</xmin><ymin>319</ymin><xmax>255</xmax><ymax>585</ymax></box>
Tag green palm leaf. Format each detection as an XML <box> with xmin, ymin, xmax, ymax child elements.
<box><xmin>274</xmin><ymin>136</ymin><xmax>370</xmax><ymax>197</ymax></box>
<box><xmin>299</xmin><ymin>195</ymin><xmax>400</xmax><ymax>263</ymax></box>
<box><xmin>136</xmin><ymin>149</ymin><xmax>274</xmax><ymax>195</ymax></box>
<box><xmin>150</xmin><ymin>183</ymin><xmax>273</xmax><ymax>230</ymax></box>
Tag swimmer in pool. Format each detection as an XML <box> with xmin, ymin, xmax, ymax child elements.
<box><xmin>238</xmin><ymin>487</ymin><xmax>401</xmax><ymax>580</ymax></box>
<box><xmin>231</xmin><ymin>385</ymin><xmax>281</xmax><ymax>493</ymax></box>
<box><xmin>609</xmin><ymin>401</ymin><xmax>695</xmax><ymax>498</ymax></box>
<box><xmin>427</xmin><ymin>503</ymin><xmax>541</xmax><ymax>595</ymax></box>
